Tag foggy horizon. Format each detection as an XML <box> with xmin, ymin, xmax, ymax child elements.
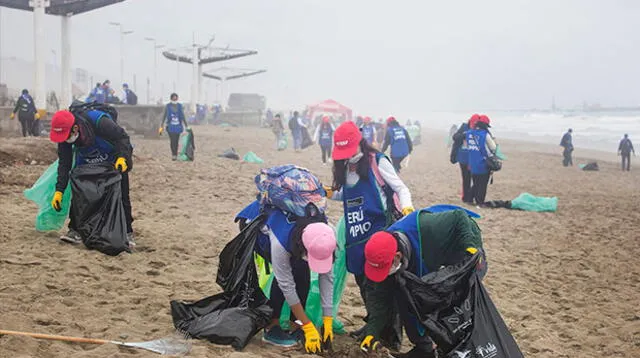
<box><xmin>1</xmin><ymin>0</ymin><xmax>639</xmax><ymax>117</ymax></box>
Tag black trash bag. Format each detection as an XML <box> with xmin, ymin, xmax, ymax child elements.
<box><xmin>216</xmin><ymin>215</ymin><xmax>267</xmax><ymax>298</ymax></box>
<box><xmin>218</xmin><ymin>147</ymin><xmax>240</xmax><ymax>160</ymax></box>
<box><xmin>185</xmin><ymin>129</ymin><xmax>195</xmax><ymax>161</ymax></box>
<box><xmin>301</xmin><ymin>127</ymin><xmax>313</xmax><ymax>149</ymax></box>
<box><xmin>582</xmin><ymin>162</ymin><xmax>599</xmax><ymax>171</ymax></box>
<box><xmin>171</xmin><ymin>215</ymin><xmax>272</xmax><ymax>350</ymax></box>
<box><xmin>70</xmin><ymin>163</ymin><xmax>129</xmax><ymax>256</ymax></box>
<box><xmin>170</xmin><ymin>292</ymin><xmax>272</xmax><ymax>351</ymax></box>
<box><xmin>397</xmin><ymin>254</ymin><xmax>523</xmax><ymax>358</ymax></box>
<box><xmin>480</xmin><ymin>200</ymin><xmax>512</xmax><ymax>209</ymax></box>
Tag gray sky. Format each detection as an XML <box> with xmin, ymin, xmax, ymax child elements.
<box><xmin>1</xmin><ymin>0</ymin><xmax>640</xmax><ymax>116</ymax></box>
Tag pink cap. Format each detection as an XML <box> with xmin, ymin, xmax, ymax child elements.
<box><xmin>302</xmin><ymin>223</ymin><xmax>337</xmax><ymax>274</ymax></box>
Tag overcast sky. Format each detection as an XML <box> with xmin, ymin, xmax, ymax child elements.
<box><xmin>1</xmin><ymin>0</ymin><xmax>639</xmax><ymax>116</ymax></box>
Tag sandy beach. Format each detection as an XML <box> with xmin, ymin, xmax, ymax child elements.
<box><xmin>1</xmin><ymin>126</ymin><xmax>639</xmax><ymax>358</ymax></box>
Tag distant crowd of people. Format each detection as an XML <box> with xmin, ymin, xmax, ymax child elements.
<box><xmin>86</xmin><ymin>80</ymin><xmax>138</xmax><ymax>105</ymax></box>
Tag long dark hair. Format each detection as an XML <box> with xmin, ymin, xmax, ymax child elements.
<box><xmin>289</xmin><ymin>203</ymin><xmax>327</xmax><ymax>259</ymax></box>
<box><xmin>332</xmin><ymin>139</ymin><xmax>379</xmax><ymax>191</ymax></box>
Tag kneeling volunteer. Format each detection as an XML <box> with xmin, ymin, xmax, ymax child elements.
<box><xmin>360</xmin><ymin>209</ymin><xmax>485</xmax><ymax>358</ymax></box>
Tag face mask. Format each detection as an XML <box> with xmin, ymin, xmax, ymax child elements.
<box><xmin>348</xmin><ymin>152</ymin><xmax>364</xmax><ymax>164</ymax></box>
<box><xmin>171</xmin><ymin>100</ymin><xmax>178</xmax><ymax>104</ymax></box>
<box><xmin>388</xmin><ymin>259</ymin><xmax>402</xmax><ymax>275</ymax></box>
<box><xmin>66</xmin><ymin>132</ymin><xmax>79</xmax><ymax>144</ymax></box>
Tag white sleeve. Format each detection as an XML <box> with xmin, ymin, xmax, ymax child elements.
<box><xmin>485</xmin><ymin>135</ymin><xmax>497</xmax><ymax>153</ymax></box>
<box><xmin>318</xmin><ymin>271</ymin><xmax>334</xmax><ymax>317</ymax></box>
<box><xmin>313</xmin><ymin>126</ymin><xmax>320</xmax><ymax>142</ymax></box>
<box><xmin>267</xmin><ymin>228</ymin><xmax>302</xmax><ymax>307</ymax></box>
<box><xmin>331</xmin><ymin>187</ymin><xmax>344</xmax><ymax>201</ymax></box>
<box><xmin>297</xmin><ymin>117</ymin><xmax>306</xmax><ymax>127</ymax></box>
<box><xmin>378</xmin><ymin>157</ymin><xmax>413</xmax><ymax>209</ymax></box>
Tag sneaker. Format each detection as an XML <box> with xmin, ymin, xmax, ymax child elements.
<box><xmin>60</xmin><ymin>230</ymin><xmax>82</xmax><ymax>244</ymax></box>
<box><xmin>172</xmin><ymin>155</ymin><xmax>177</xmax><ymax>161</ymax></box>
<box><xmin>262</xmin><ymin>326</ymin><xmax>298</xmax><ymax>348</ymax></box>
<box><xmin>126</xmin><ymin>232</ymin><xmax>136</xmax><ymax>248</ymax></box>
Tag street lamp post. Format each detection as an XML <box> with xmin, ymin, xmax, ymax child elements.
<box><xmin>109</xmin><ymin>22</ymin><xmax>133</xmax><ymax>85</ymax></box>
<box><xmin>144</xmin><ymin>37</ymin><xmax>164</xmax><ymax>103</ymax></box>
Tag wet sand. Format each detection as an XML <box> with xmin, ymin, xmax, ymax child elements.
<box><xmin>1</xmin><ymin>127</ymin><xmax>639</xmax><ymax>357</ymax></box>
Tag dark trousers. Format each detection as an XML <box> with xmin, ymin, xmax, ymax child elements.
<box><xmin>391</xmin><ymin>156</ymin><xmax>405</xmax><ymax>173</ymax></box>
<box><xmin>18</xmin><ymin>113</ymin><xmax>34</xmax><ymax>137</ymax></box>
<box><xmin>621</xmin><ymin>153</ymin><xmax>631</xmax><ymax>171</ymax></box>
<box><xmin>321</xmin><ymin>146</ymin><xmax>332</xmax><ymax>163</ymax></box>
<box><xmin>471</xmin><ymin>173</ymin><xmax>491</xmax><ymax>205</ymax></box>
<box><xmin>169</xmin><ymin>132</ymin><xmax>181</xmax><ymax>156</ymax></box>
<box><xmin>562</xmin><ymin>147</ymin><xmax>573</xmax><ymax>167</ymax></box>
<box><xmin>69</xmin><ymin>170</ymin><xmax>133</xmax><ymax>234</ymax></box>
<box><xmin>356</xmin><ymin>274</ymin><xmax>402</xmax><ymax>350</ymax></box>
<box><xmin>269</xmin><ymin>257</ymin><xmax>310</xmax><ymax>320</ymax></box>
<box><xmin>459</xmin><ymin>163</ymin><xmax>472</xmax><ymax>203</ymax></box>
<box><xmin>396</xmin><ymin>288</ymin><xmax>435</xmax><ymax>355</ymax></box>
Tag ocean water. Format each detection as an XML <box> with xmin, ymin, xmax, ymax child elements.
<box><xmin>420</xmin><ymin>111</ymin><xmax>640</xmax><ymax>153</ymax></box>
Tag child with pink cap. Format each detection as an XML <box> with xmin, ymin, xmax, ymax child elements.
<box><xmin>236</xmin><ymin>201</ymin><xmax>337</xmax><ymax>353</ymax></box>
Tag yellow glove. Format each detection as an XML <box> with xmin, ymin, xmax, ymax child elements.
<box><xmin>322</xmin><ymin>316</ymin><xmax>333</xmax><ymax>349</ymax></box>
<box><xmin>402</xmin><ymin>207</ymin><xmax>415</xmax><ymax>216</ymax></box>
<box><xmin>10</xmin><ymin>113</ymin><xmax>15</xmax><ymax>120</ymax></box>
<box><xmin>115</xmin><ymin>157</ymin><xmax>128</xmax><ymax>173</ymax></box>
<box><xmin>301</xmin><ymin>322</ymin><xmax>322</xmax><ymax>354</ymax></box>
<box><xmin>35</xmin><ymin>112</ymin><xmax>41</xmax><ymax>120</ymax></box>
<box><xmin>51</xmin><ymin>191</ymin><xmax>63</xmax><ymax>212</ymax></box>
<box><xmin>360</xmin><ymin>335</ymin><xmax>380</xmax><ymax>353</ymax></box>
<box><xmin>323</xmin><ymin>185</ymin><xmax>334</xmax><ymax>199</ymax></box>
<box><xmin>466</xmin><ymin>247</ymin><xmax>478</xmax><ymax>255</ymax></box>
<box><xmin>158</xmin><ymin>127</ymin><xmax>164</xmax><ymax>135</ymax></box>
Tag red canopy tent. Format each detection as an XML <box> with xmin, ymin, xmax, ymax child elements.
<box><xmin>307</xmin><ymin>99</ymin><xmax>353</xmax><ymax>121</ymax></box>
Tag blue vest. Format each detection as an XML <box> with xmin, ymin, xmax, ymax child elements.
<box><xmin>387</xmin><ymin>209</ymin><xmax>429</xmax><ymax>277</ymax></box>
<box><xmin>75</xmin><ymin>110</ymin><xmax>115</xmax><ymax>166</ymax></box>
<box><xmin>254</xmin><ymin>208</ymin><xmax>296</xmax><ymax>260</ymax></box>
<box><xmin>343</xmin><ymin>153</ymin><xmax>388</xmax><ymax>275</ymax></box>
<box><xmin>466</xmin><ymin>129</ymin><xmax>489</xmax><ymax>174</ymax></box>
<box><xmin>94</xmin><ymin>88</ymin><xmax>106</xmax><ymax>104</ymax></box>
<box><xmin>319</xmin><ymin>127</ymin><xmax>333</xmax><ymax>148</ymax></box>
<box><xmin>166</xmin><ymin>103</ymin><xmax>185</xmax><ymax>133</ymax></box>
<box><xmin>388</xmin><ymin>127</ymin><xmax>410</xmax><ymax>158</ymax></box>
<box><xmin>361</xmin><ymin>125</ymin><xmax>375</xmax><ymax>144</ymax></box>
<box><xmin>456</xmin><ymin>123</ymin><xmax>470</xmax><ymax>165</ymax></box>
<box><xmin>236</xmin><ymin>200</ymin><xmax>261</xmax><ymax>222</ymax></box>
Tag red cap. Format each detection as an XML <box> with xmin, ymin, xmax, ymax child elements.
<box><xmin>386</xmin><ymin>116</ymin><xmax>396</xmax><ymax>124</ymax></box>
<box><xmin>468</xmin><ymin>114</ymin><xmax>480</xmax><ymax>128</ymax></box>
<box><xmin>364</xmin><ymin>116</ymin><xmax>372</xmax><ymax>123</ymax></box>
<box><xmin>50</xmin><ymin>110</ymin><xmax>75</xmax><ymax>143</ymax></box>
<box><xmin>322</xmin><ymin>116</ymin><xmax>330</xmax><ymax>123</ymax></box>
<box><xmin>364</xmin><ymin>231</ymin><xmax>398</xmax><ymax>283</ymax></box>
<box><xmin>477</xmin><ymin>114</ymin><xmax>491</xmax><ymax>127</ymax></box>
<box><xmin>332</xmin><ymin>121</ymin><xmax>362</xmax><ymax>160</ymax></box>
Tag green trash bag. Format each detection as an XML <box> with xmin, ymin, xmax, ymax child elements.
<box><xmin>243</xmin><ymin>151</ymin><xmax>264</xmax><ymax>164</ymax></box>
<box><xmin>278</xmin><ymin>133</ymin><xmax>288</xmax><ymax>151</ymax></box>
<box><xmin>178</xmin><ymin>129</ymin><xmax>195</xmax><ymax>161</ymax></box>
<box><xmin>256</xmin><ymin>219</ymin><xmax>348</xmax><ymax>334</ymax></box>
<box><xmin>511</xmin><ymin>193</ymin><xmax>558</xmax><ymax>212</ymax></box>
<box><xmin>24</xmin><ymin>160</ymin><xmax>72</xmax><ymax>232</ymax></box>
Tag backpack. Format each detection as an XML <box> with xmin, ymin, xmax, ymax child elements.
<box><xmin>369</xmin><ymin>153</ymin><xmax>403</xmax><ymax>223</ymax></box>
<box><xmin>255</xmin><ymin>165</ymin><xmax>327</xmax><ymax>217</ymax></box>
<box><xmin>126</xmin><ymin>90</ymin><xmax>138</xmax><ymax>105</ymax></box>
<box><xmin>69</xmin><ymin>101</ymin><xmax>119</xmax><ymax>123</ymax></box>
